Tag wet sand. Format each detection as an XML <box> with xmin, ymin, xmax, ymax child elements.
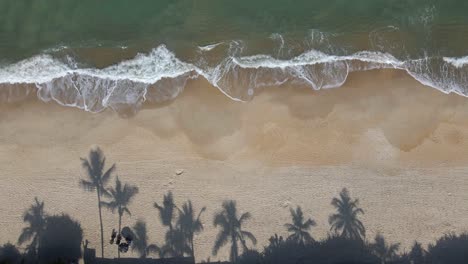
<box><xmin>1</xmin><ymin>69</ymin><xmax>468</xmax><ymax>261</ymax></box>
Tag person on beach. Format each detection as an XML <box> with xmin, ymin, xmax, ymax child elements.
<box><xmin>110</xmin><ymin>229</ymin><xmax>117</xmax><ymax>244</ymax></box>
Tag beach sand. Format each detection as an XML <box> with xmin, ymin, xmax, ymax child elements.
<box><xmin>1</xmin><ymin>69</ymin><xmax>468</xmax><ymax>261</ymax></box>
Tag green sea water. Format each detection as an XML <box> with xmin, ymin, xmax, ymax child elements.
<box><xmin>1</xmin><ymin>0</ymin><xmax>468</xmax><ymax>112</ymax></box>
<box><xmin>1</xmin><ymin>0</ymin><xmax>468</xmax><ymax>61</ymax></box>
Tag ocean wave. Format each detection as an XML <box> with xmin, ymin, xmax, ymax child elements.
<box><xmin>443</xmin><ymin>56</ymin><xmax>468</xmax><ymax>68</ymax></box>
<box><xmin>198</xmin><ymin>42</ymin><xmax>225</xmax><ymax>52</ymax></box>
<box><xmin>1</xmin><ymin>43</ymin><xmax>468</xmax><ymax>114</ymax></box>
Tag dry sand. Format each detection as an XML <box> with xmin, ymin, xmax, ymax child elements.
<box><xmin>1</xmin><ymin>69</ymin><xmax>468</xmax><ymax>261</ymax></box>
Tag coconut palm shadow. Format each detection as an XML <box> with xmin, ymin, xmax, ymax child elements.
<box><xmin>153</xmin><ymin>193</ymin><xmax>206</xmax><ymax>258</ymax></box>
<box><xmin>17</xmin><ymin>197</ymin><xmax>46</xmax><ymax>258</ymax></box>
<box><xmin>329</xmin><ymin>188</ymin><xmax>366</xmax><ymax>241</ymax></box>
<box><xmin>125</xmin><ymin>220</ymin><xmax>160</xmax><ymax>258</ymax></box>
<box><xmin>154</xmin><ymin>191</ymin><xmax>180</xmax><ymax>257</ymax></box>
<box><xmin>154</xmin><ymin>191</ymin><xmax>175</xmax><ymax>233</ymax></box>
<box><xmin>409</xmin><ymin>241</ymin><xmax>425</xmax><ymax>264</ymax></box>
<box><xmin>177</xmin><ymin>200</ymin><xmax>206</xmax><ymax>258</ymax></box>
<box><xmin>212</xmin><ymin>200</ymin><xmax>257</xmax><ymax>263</ymax></box>
<box><xmin>101</xmin><ymin>176</ymin><xmax>138</xmax><ymax>258</ymax></box>
<box><xmin>371</xmin><ymin>233</ymin><xmax>400</xmax><ymax>264</ymax></box>
<box><xmin>426</xmin><ymin>233</ymin><xmax>468</xmax><ymax>263</ymax></box>
<box><xmin>284</xmin><ymin>206</ymin><xmax>316</xmax><ymax>245</ymax></box>
<box><xmin>79</xmin><ymin>147</ymin><xmax>115</xmax><ymax>258</ymax></box>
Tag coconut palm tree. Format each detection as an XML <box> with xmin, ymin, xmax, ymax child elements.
<box><xmin>284</xmin><ymin>206</ymin><xmax>316</xmax><ymax>245</ymax></box>
<box><xmin>372</xmin><ymin>233</ymin><xmax>400</xmax><ymax>264</ymax></box>
<box><xmin>101</xmin><ymin>176</ymin><xmax>138</xmax><ymax>258</ymax></box>
<box><xmin>79</xmin><ymin>147</ymin><xmax>115</xmax><ymax>258</ymax></box>
<box><xmin>328</xmin><ymin>188</ymin><xmax>366</xmax><ymax>241</ymax></box>
<box><xmin>131</xmin><ymin>220</ymin><xmax>160</xmax><ymax>258</ymax></box>
<box><xmin>17</xmin><ymin>197</ymin><xmax>46</xmax><ymax>257</ymax></box>
<box><xmin>176</xmin><ymin>200</ymin><xmax>206</xmax><ymax>258</ymax></box>
<box><xmin>212</xmin><ymin>200</ymin><xmax>257</xmax><ymax>263</ymax></box>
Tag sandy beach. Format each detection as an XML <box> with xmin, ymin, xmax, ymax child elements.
<box><xmin>1</xmin><ymin>69</ymin><xmax>468</xmax><ymax>261</ymax></box>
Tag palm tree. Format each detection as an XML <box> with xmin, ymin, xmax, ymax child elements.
<box><xmin>17</xmin><ymin>198</ymin><xmax>46</xmax><ymax>256</ymax></box>
<box><xmin>131</xmin><ymin>220</ymin><xmax>160</xmax><ymax>258</ymax></box>
<box><xmin>176</xmin><ymin>200</ymin><xmax>206</xmax><ymax>258</ymax></box>
<box><xmin>212</xmin><ymin>200</ymin><xmax>257</xmax><ymax>263</ymax></box>
<box><xmin>372</xmin><ymin>233</ymin><xmax>400</xmax><ymax>264</ymax></box>
<box><xmin>328</xmin><ymin>188</ymin><xmax>366</xmax><ymax>241</ymax></box>
<box><xmin>101</xmin><ymin>176</ymin><xmax>138</xmax><ymax>258</ymax></box>
<box><xmin>284</xmin><ymin>206</ymin><xmax>316</xmax><ymax>245</ymax></box>
<box><xmin>79</xmin><ymin>147</ymin><xmax>115</xmax><ymax>258</ymax></box>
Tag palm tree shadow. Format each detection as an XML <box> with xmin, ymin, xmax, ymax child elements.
<box><xmin>17</xmin><ymin>197</ymin><xmax>46</xmax><ymax>258</ymax></box>
<box><xmin>328</xmin><ymin>188</ymin><xmax>366</xmax><ymax>241</ymax></box>
<box><xmin>212</xmin><ymin>200</ymin><xmax>257</xmax><ymax>263</ymax></box>
<box><xmin>153</xmin><ymin>193</ymin><xmax>207</xmax><ymax>260</ymax></box>
<box><xmin>371</xmin><ymin>233</ymin><xmax>400</xmax><ymax>263</ymax></box>
<box><xmin>176</xmin><ymin>200</ymin><xmax>206</xmax><ymax>258</ymax></box>
<box><xmin>426</xmin><ymin>233</ymin><xmax>468</xmax><ymax>263</ymax></box>
<box><xmin>79</xmin><ymin>147</ymin><xmax>115</xmax><ymax>258</ymax></box>
<box><xmin>153</xmin><ymin>191</ymin><xmax>184</xmax><ymax>257</ymax></box>
<box><xmin>284</xmin><ymin>206</ymin><xmax>316</xmax><ymax>245</ymax></box>
<box><xmin>125</xmin><ymin>220</ymin><xmax>160</xmax><ymax>258</ymax></box>
<box><xmin>102</xmin><ymin>177</ymin><xmax>139</xmax><ymax>233</ymax></box>
<box><xmin>101</xmin><ymin>176</ymin><xmax>138</xmax><ymax>258</ymax></box>
<box><xmin>154</xmin><ymin>191</ymin><xmax>175</xmax><ymax>232</ymax></box>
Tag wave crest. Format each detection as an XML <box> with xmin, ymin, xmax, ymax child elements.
<box><xmin>1</xmin><ymin>43</ymin><xmax>468</xmax><ymax>114</ymax></box>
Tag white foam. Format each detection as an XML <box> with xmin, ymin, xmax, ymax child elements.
<box><xmin>443</xmin><ymin>56</ymin><xmax>468</xmax><ymax>68</ymax></box>
<box><xmin>0</xmin><ymin>55</ymin><xmax>71</xmax><ymax>84</ymax></box>
<box><xmin>1</xmin><ymin>44</ymin><xmax>468</xmax><ymax>113</ymax></box>
<box><xmin>198</xmin><ymin>42</ymin><xmax>224</xmax><ymax>51</ymax></box>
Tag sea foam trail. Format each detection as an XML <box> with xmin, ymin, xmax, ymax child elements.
<box><xmin>0</xmin><ymin>44</ymin><xmax>468</xmax><ymax>114</ymax></box>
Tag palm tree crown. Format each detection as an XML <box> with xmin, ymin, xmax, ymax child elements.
<box><xmin>79</xmin><ymin>147</ymin><xmax>115</xmax><ymax>258</ymax></box>
<box><xmin>284</xmin><ymin>206</ymin><xmax>316</xmax><ymax>245</ymax></box>
<box><xmin>328</xmin><ymin>188</ymin><xmax>366</xmax><ymax>241</ymax></box>
<box><xmin>212</xmin><ymin>200</ymin><xmax>257</xmax><ymax>263</ymax></box>
<box><xmin>18</xmin><ymin>197</ymin><xmax>46</xmax><ymax>255</ymax></box>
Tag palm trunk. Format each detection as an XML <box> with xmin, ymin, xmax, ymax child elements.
<box><xmin>190</xmin><ymin>234</ymin><xmax>195</xmax><ymax>258</ymax></box>
<box><xmin>231</xmin><ymin>235</ymin><xmax>238</xmax><ymax>263</ymax></box>
<box><xmin>97</xmin><ymin>190</ymin><xmax>105</xmax><ymax>258</ymax></box>
<box><xmin>118</xmin><ymin>211</ymin><xmax>122</xmax><ymax>258</ymax></box>
<box><xmin>168</xmin><ymin>224</ymin><xmax>175</xmax><ymax>256</ymax></box>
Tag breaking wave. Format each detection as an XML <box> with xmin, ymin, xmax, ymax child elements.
<box><xmin>1</xmin><ymin>42</ymin><xmax>468</xmax><ymax>115</ymax></box>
